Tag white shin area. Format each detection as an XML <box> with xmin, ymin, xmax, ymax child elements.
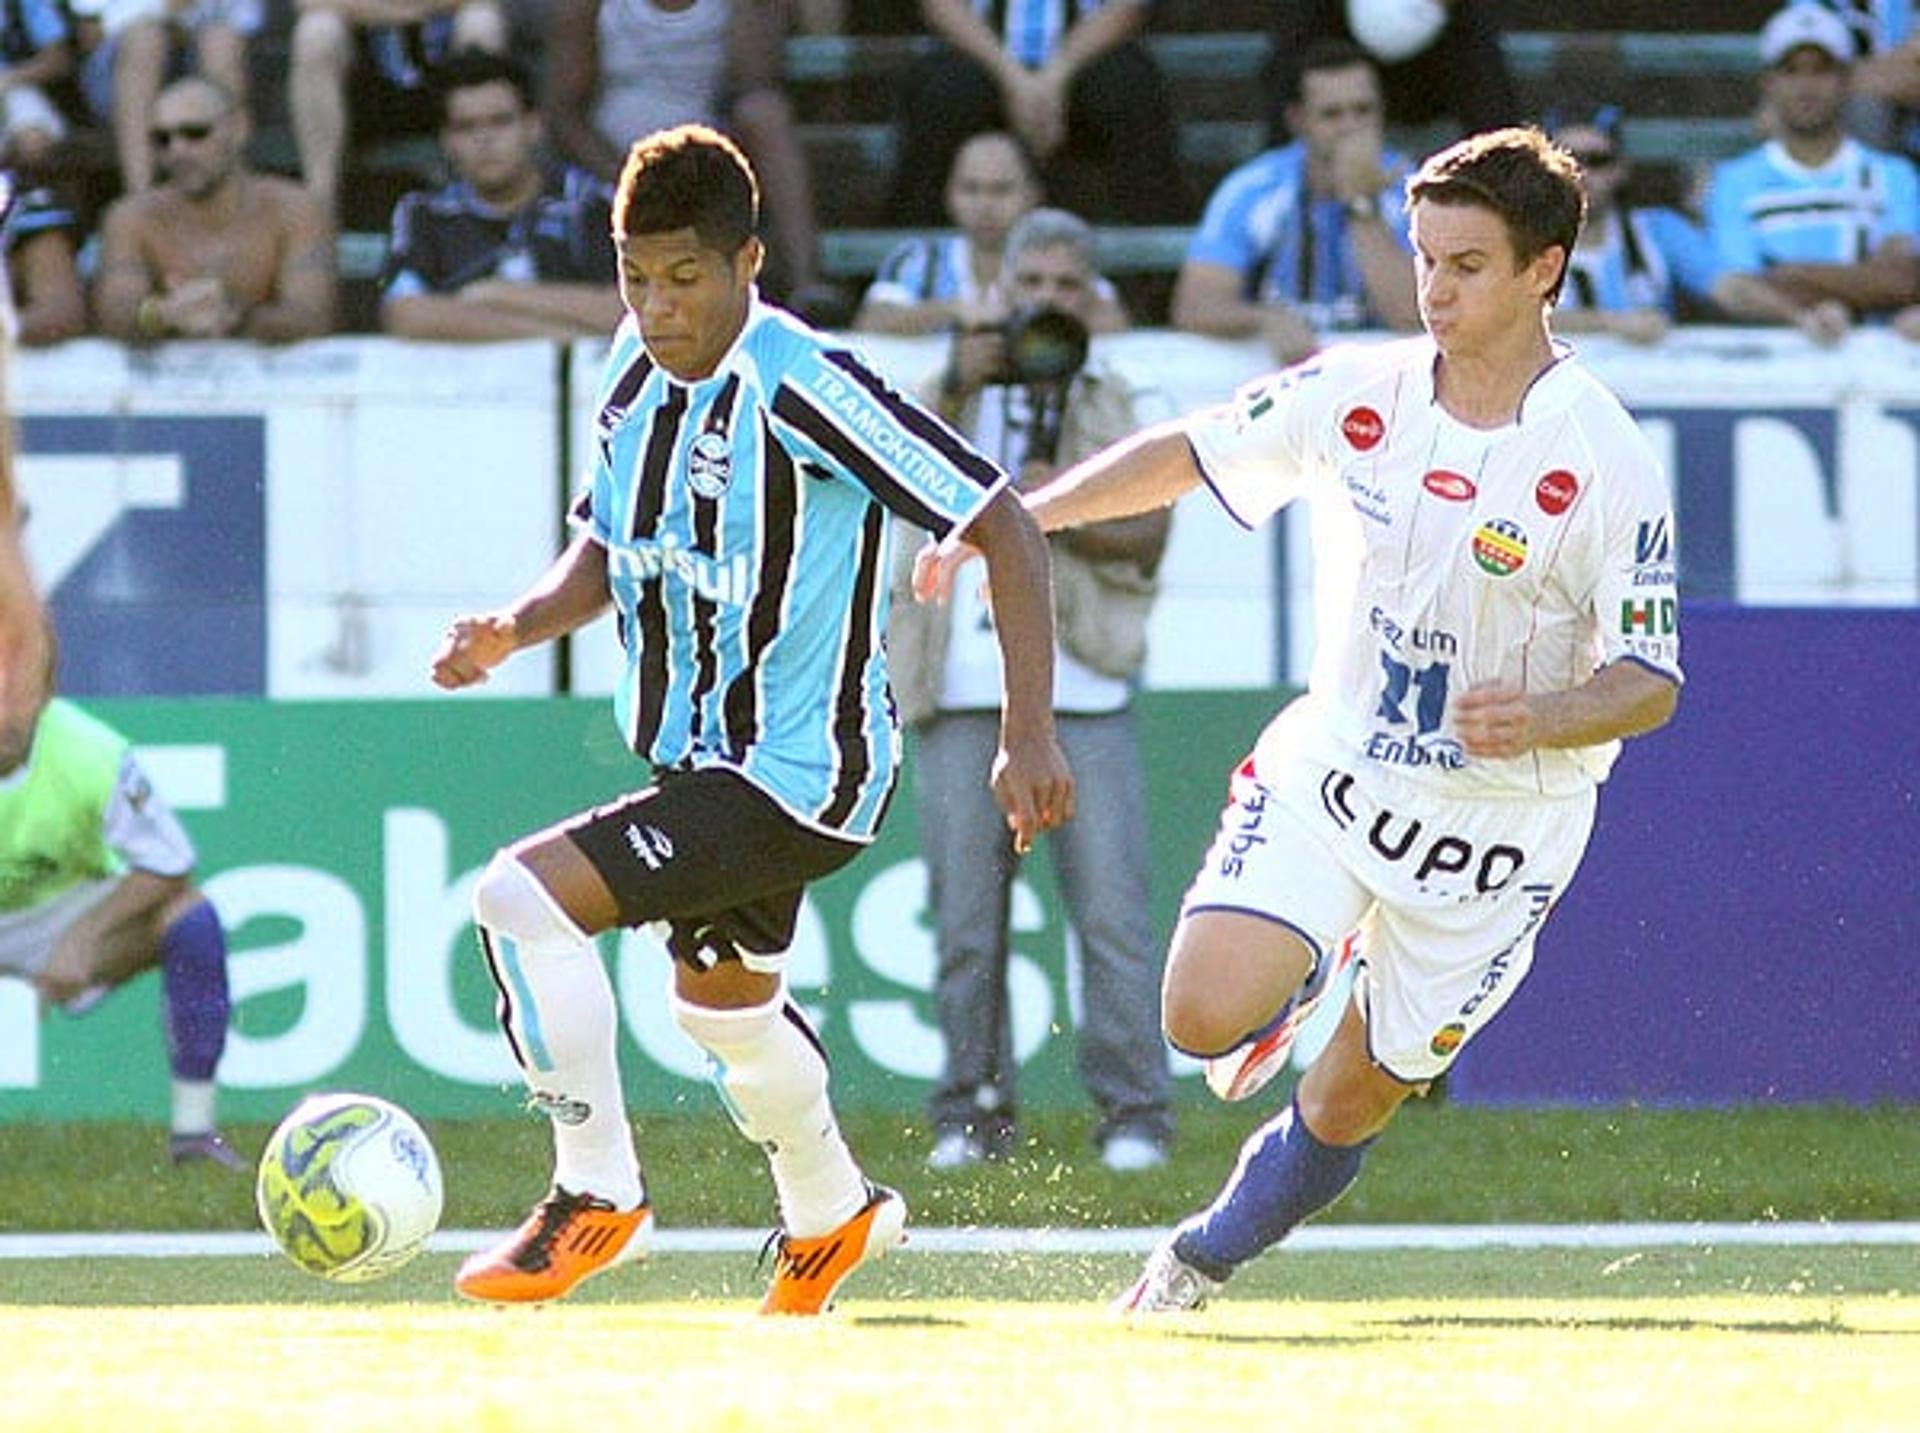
<box><xmin>474</xmin><ymin>854</ymin><xmax>643</xmax><ymax>1209</ymax></box>
<box><xmin>672</xmin><ymin>991</ymin><xmax>866</xmax><ymax>1237</ymax></box>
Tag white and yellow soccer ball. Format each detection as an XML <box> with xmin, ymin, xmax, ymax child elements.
<box><xmin>256</xmin><ymin>1092</ymin><xmax>444</xmax><ymax>1283</ymax></box>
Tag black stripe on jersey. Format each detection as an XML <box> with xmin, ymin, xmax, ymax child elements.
<box><xmin>822</xmin><ymin>348</ymin><xmax>1002</xmax><ymax>490</ymax></box>
<box><xmin>724</xmin><ymin>416</ymin><xmax>798</xmax><ymax>760</ymax></box>
<box><xmin>819</xmin><ymin>502</ymin><xmax>887</xmax><ymax>828</ymax></box>
<box><xmin>592</xmin><ymin>349</ymin><xmax>656</xmax><ymax>493</ymax></box>
<box><xmin>704</xmin><ymin>372</ymin><xmax>742</xmax><ymax>435</ymax></box>
<box><xmin>599</xmin><ymin>349</ymin><xmax>655</xmax><ymax>435</ymax></box>
<box><xmin>686</xmin><ymin>376</ymin><xmax>742</xmax><ymax>738</ymax></box>
<box><xmin>630</xmin><ymin>383</ymin><xmax>688</xmax><ymax>757</ymax></box>
<box><xmin>770</xmin><ymin>385</ymin><xmax>947</xmax><ymax>532</ymax></box>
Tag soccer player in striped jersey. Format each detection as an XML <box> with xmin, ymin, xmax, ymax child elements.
<box><xmin>433</xmin><ymin>123</ymin><xmax>1072</xmax><ymax>1315</ymax></box>
<box><xmin>922</xmin><ymin>127</ymin><xmax>1683</xmax><ymax>1313</ymax></box>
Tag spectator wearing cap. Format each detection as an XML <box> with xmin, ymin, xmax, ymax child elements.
<box><xmin>1798</xmin><ymin>1</ymin><xmax>1920</xmax><ymax>154</ymax></box>
<box><xmin>1261</xmin><ymin>0</ymin><xmax>1522</xmax><ymax>147</ymax></box>
<box><xmin>1706</xmin><ymin>4</ymin><xmax>1920</xmax><ymax>343</ymax></box>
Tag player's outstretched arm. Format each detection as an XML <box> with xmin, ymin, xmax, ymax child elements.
<box><xmin>432</xmin><ymin>534</ymin><xmax>611</xmax><ymax>689</ymax></box>
<box><xmin>1023</xmin><ymin>420</ymin><xmax>1203</xmax><ymax>535</ymax></box>
<box><xmin>911</xmin><ymin>420</ymin><xmax>1201</xmax><ymax>605</ymax></box>
<box><xmin>964</xmin><ymin>490</ymin><xmax>1074</xmax><ymax>854</ymax></box>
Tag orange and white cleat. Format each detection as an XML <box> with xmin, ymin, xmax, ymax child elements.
<box><xmin>455</xmin><ymin>1186</ymin><xmax>652</xmax><ymax>1304</ymax></box>
<box><xmin>759</xmin><ymin>1184</ymin><xmax>907</xmax><ymax>1316</ymax></box>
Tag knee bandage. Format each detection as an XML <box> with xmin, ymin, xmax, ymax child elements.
<box><xmin>472</xmin><ymin>852</ymin><xmax>600</xmax><ymax>1079</ymax></box>
<box><xmin>471</xmin><ymin>852</ymin><xmax>590</xmax><ymax>954</ymax></box>
<box><xmin>671</xmin><ymin>994</ymin><xmax>829</xmax><ymax>1144</ymax></box>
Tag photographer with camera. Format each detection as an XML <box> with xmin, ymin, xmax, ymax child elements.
<box><xmin>891</xmin><ymin>206</ymin><xmax>1175</xmax><ymax>1174</ymax></box>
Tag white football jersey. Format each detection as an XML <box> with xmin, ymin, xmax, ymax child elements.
<box><xmin>1187</xmin><ymin>336</ymin><xmax>1683</xmax><ymax>798</ymax></box>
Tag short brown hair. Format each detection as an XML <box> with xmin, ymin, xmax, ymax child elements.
<box><xmin>1407</xmin><ymin>126</ymin><xmax>1587</xmax><ymax>301</ymax></box>
<box><xmin>613</xmin><ymin>124</ymin><xmax>759</xmax><ymax>255</ymax></box>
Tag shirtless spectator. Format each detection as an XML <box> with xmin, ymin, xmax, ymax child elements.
<box><xmin>69</xmin><ymin>0</ymin><xmax>262</xmax><ymax>193</ymax></box>
<box><xmin>91</xmin><ymin>78</ymin><xmax>337</xmax><ymax>342</ymax></box>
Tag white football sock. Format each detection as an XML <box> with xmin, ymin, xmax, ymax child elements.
<box><xmin>171</xmin><ymin>1078</ymin><xmax>216</xmax><ymax>1136</ymax></box>
<box><xmin>474</xmin><ymin>855</ymin><xmax>643</xmax><ymax>1210</ymax></box>
<box><xmin>672</xmin><ymin>991</ymin><xmax>865</xmax><ymax>1237</ymax></box>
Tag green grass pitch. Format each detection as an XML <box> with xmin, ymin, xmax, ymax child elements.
<box><xmin>1</xmin><ymin>1102</ymin><xmax>1914</xmax><ymax>1430</ymax></box>
<box><xmin>2</xmin><ymin>1246</ymin><xmax>1914</xmax><ymax>1433</ymax></box>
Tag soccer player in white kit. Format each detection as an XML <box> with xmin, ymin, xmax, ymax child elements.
<box><xmin>920</xmin><ymin>126</ymin><xmax>1683</xmax><ymax>1310</ymax></box>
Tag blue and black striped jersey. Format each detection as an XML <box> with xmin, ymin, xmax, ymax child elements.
<box><xmin>576</xmin><ymin>297</ymin><xmax>1011</xmax><ymax>840</ymax></box>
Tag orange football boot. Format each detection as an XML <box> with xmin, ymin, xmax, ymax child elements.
<box><xmin>455</xmin><ymin>1186</ymin><xmax>652</xmax><ymax>1303</ymax></box>
<box><xmin>759</xmin><ymin>1184</ymin><xmax>907</xmax><ymax>1315</ymax></box>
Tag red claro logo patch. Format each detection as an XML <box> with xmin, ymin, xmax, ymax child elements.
<box><xmin>1423</xmin><ymin>469</ymin><xmax>1476</xmax><ymax>502</ymax></box>
<box><xmin>1536</xmin><ymin>469</ymin><xmax>1579</xmax><ymax>515</ymax></box>
<box><xmin>1341</xmin><ymin>406</ymin><xmax>1384</xmax><ymax>451</ymax></box>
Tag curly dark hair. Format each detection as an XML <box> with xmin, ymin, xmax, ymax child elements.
<box><xmin>613</xmin><ymin>124</ymin><xmax>760</xmax><ymax>256</ymax></box>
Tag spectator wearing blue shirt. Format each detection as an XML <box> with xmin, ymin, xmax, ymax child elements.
<box><xmin>856</xmin><ymin>129</ymin><xmax>1042</xmax><ymax>336</ymax></box>
<box><xmin>1707</xmin><ymin>5</ymin><xmax>1920</xmax><ymax>343</ymax></box>
<box><xmin>380</xmin><ymin>51</ymin><xmax>621</xmax><ymax>342</ymax></box>
<box><xmin>1173</xmin><ymin>40</ymin><xmax>1417</xmax><ymax>365</ymax></box>
<box><xmin>1796</xmin><ymin>1</ymin><xmax>1920</xmax><ymax>152</ymax></box>
<box><xmin>1548</xmin><ymin>108</ymin><xmax>1727</xmax><ymax>346</ymax></box>
<box><xmin>854</xmin><ymin>128</ymin><xmax>1126</xmax><ymax>337</ymax></box>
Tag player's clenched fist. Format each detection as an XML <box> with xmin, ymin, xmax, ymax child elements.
<box><xmin>431</xmin><ymin>613</ymin><xmax>518</xmax><ymax>688</ymax></box>
<box><xmin>1451</xmin><ymin>683</ymin><xmax>1538</xmax><ymax>760</ymax></box>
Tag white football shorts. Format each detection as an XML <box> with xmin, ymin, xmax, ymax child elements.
<box><xmin>0</xmin><ymin>879</ymin><xmax>116</xmax><ymax>978</ymax></box>
<box><xmin>1181</xmin><ymin>747</ymin><xmax>1597</xmax><ymax>1082</ymax></box>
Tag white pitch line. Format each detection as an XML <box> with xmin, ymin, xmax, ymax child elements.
<box><xmin>1</xmin><ymin>1223</ymin><xmax>1916</xmax><ymax>1261</ymax></box>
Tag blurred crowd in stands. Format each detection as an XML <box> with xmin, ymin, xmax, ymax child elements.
<box><xmin>5</xmin><ymin>0</ymin><xmax>1920</xmax><ymax>348</ymax></box>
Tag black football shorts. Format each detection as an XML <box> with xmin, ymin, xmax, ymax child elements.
<box><xmin>563</xmin><ymin>766</ymin><xmax>863</xmax><ymax>971</ymax></box>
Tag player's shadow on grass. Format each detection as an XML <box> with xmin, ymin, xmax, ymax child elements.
<box><xmin>850</xmin><ymin>1313</ymin><xmax>971</xmax><ymax>1329</ymax></box>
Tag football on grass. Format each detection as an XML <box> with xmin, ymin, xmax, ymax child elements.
<box><xmin>256</xmin><ymin>1092</ymin><xmax>444</xmax><ymax>1283</ymax></box>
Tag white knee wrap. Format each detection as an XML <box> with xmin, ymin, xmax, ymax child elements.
<box><xmin>471</xmin><ymin>852</ymin><xmax>589</xmax><ymax>954</ymax></box>
<box><xmin>671</xmin><ymin>994</ymin><xmax>829</xmax><ymax>1143</ymax></box>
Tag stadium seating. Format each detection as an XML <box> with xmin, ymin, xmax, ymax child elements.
<box><xmin>48</xmin><ymin>0</ymin><xmax>1780</xmax><ymax>328</ymax></box>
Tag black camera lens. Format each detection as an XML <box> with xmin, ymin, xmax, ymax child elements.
<box><xmin>1003</xmin><ymin>307</ymin><xmax>1090</xmax><ymax>385</ymax></box>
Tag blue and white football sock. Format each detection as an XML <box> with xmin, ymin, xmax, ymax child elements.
<box><xmin>474</xmin><ymin>855</ymin><xmax>644</xmax><ymax>1211</ymax></box>
<box><xmin>1173</xmin><ymin>1096</ymin><xmax>1371</xmax><ymax>1281</ymax></box>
